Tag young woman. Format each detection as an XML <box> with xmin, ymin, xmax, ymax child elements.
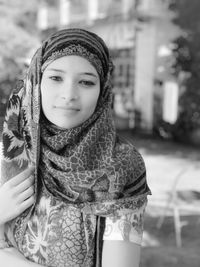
<box><xmin>0</xmin><ymin>28</ymin><xmax>151</xmax><ymax>267</ymax></box>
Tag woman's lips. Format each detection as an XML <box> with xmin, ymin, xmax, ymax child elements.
<box><xmin>54</xmin><ymin>105</ymin><xmax>80</xmax><ymax>114</ymax></box>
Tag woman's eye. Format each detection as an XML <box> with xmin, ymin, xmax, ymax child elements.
<box><xmin>79</xmin><ymin>80</ymin><xmax>95</xmax><ymax>87</ymax></box>
<box><xmin>49</xmin><ymin>76</ymin><xmax>63</xmax><ymax>82</ymax></box>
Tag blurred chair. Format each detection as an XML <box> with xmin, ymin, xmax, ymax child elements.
<box><xmin>156</xmin><ymin>166</ymin><xmax>200</xmax><ymax>247</ymax></box>
<box><xmin>147</xmin><ymin>167</ymin><xmax>200</xmax><ymax>247</ymax></box>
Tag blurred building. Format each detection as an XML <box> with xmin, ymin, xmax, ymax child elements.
<box><xmin>37</xmin><ymin>0</ymin><xmax>180</xmax><ymax>132</ymax></box>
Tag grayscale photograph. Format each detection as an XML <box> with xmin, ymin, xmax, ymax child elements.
<box><xmin>0</xmin><ymin>0</ymin><xmax>200</xmax><ymax>266</ymax></box>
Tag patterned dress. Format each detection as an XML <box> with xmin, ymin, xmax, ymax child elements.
<box><xmin>20</xmin><ymin>184</ymin><xmax>147</xmax><ymax>267</ymax></box>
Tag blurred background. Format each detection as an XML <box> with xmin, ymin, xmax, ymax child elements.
<box><xmin>0</xmin><ymin>0</ymin><xmax>200</xmax><ymax>266</ymax></box>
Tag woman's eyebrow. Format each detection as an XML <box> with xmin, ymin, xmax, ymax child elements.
<box><xmin>80</xmin><ymin>72</ymin><xmax>98</xmax><ymax>78</ymax></box>
<box><xmin>45</xmin><ymin>69</ymin><xmax>98</xmax><ymax>78</ymax></box>
<box><xmin>46</xmin><ymin>68</ymin><xmax>66</xmax><ymax>73</ymax></box>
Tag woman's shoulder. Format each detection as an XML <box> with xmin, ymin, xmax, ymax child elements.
<box><xmin>115</xmin><ymin>134</ymin><xmax>151</xmax><ymax>198</ymax></box>
<box><xmin>116</xmin><ymin>134</ymin><xmax>144</xmax><ymax>157</ymax></box>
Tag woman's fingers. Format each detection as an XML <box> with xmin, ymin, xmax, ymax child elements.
<box><xmin>11</xmin><ymin>195</ymin><xmax>35</xmax><ymax>220</ymax></box>
<box><xmin>19</xmin><ymin>195</ymin><xmax>35</xmax><ymax>213</ymax></box>
<box><xmin>15</xmin><ymin>174</ymin><xmax>34</xmax><ymax>194</ymax></box>
<box><xmin>8</xmin><ymin>167</ymin><xmax>35</xmax><ymax>187</ymax></box>
<box><xmin>17</xmin><ymin>186</ymin><xmax>35</xmax><ymax>204</ymax></box>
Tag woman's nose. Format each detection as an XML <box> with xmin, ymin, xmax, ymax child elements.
<box><xmin>60</xmin><ymin>80</ymin><xmax>78</xmax><ymax>101</ymax></box>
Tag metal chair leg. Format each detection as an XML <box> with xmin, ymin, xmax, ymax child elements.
<box><xmin>173</xmin><ymin>206</ymin><xmax>182</xmax><ymax>247</ymax></box>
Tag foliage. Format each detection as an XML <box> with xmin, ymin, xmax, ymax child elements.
<box><xmin>169</xmin><ymin>0</ymin><xmax>200</xmax><ymax>142</ymax></box>
<box><xmin>0</xmin><ymin>0</ymin><xmax>40</xmax><ymax>118</ymax></box>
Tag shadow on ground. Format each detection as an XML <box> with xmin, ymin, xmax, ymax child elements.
<box><xmin>141</xmin><ymin>214</ymin><xmax>200</xmax><ymax>267</ymax></box>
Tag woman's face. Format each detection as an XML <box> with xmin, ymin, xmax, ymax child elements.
<box><xmin>41</xmin><ymin>55</ymin><xmax>100</xmax><ymax>129</ymax></box>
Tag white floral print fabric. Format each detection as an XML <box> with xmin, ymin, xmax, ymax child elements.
<box><xmin>103</xmin><ymin>200</ymin><xmax>147</xmax><ymax>245</ymax></box>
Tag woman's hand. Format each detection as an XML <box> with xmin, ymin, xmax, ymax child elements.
<box><xmin>0</xmin><ymin>167</ymin><xmax>35</xmax><ymax>225</ymax></box>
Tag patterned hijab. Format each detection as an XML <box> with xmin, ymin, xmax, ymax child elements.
<box><xmin>1</xmin><ymin>28</ymin><xmax>150</xmax><ymax>260</ymax></box>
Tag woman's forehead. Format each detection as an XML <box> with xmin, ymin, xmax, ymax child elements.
<box><xmin>44</xmin><ymin>55</ymin><xmax>99</xmax><ymax>76</ymax></box>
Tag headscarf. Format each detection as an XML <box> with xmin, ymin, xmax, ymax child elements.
<box><xmin>1</xmin><ymin>28</ymin><xmax>151</xmax><ymax>266</ymax></box>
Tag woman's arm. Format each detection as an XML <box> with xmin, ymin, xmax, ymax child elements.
<box><xmin>0</xmin><ymin>247</ymin><xmax>44</xmax><ymax>267</ymax></box>
<box><xmin>102</xmin><ymin>200</ymin><xmax>147</xmax><ymax>267</ymax></box>
<box><xmin>102</xmin><ymin>240</ymin><xmax>141</xmax><ymax>267</ymax></box>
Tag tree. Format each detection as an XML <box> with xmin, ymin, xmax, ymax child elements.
<box><xmin>0</xmin><ymin>0</ymin><xmax>40</xmax><ymax>117</ymax></box>
<box><xmin>169</xmin><ymin>0</ymin><xmax>200</xmax><ymax>143</ymax></box>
